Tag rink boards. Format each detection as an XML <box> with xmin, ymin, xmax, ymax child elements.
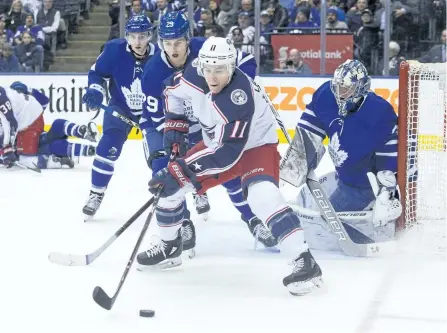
<box><xmin>0</xmin><ymin>74</ymin><xmax>399</xmax><ymax>142</ymax></box>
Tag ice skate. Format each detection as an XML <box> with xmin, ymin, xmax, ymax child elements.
<box><xmin>79</xmin><ymin>122</ymin><xmax>99</xmax><ymax>143</ymax></box>
<box><xmin>193</xmin><ymin>192</ymin><xmax>210</xmax><ymax>220</ymax></box>
<box><xmin>243</xmin><ymin>215</ymin><xmax>278</xmax><ymax>248</ymax></box>
<box><xmin>283</xmin><ymin>249</ymin><xmax>324</xmax><ymax>296</ymax></box>
<box><xmin>82</xmin><ymin>190</ymin><xmax>104</xmax><ymax>222</ymax></box>
<box><xmin>181</xmin><ymin>219</ymin><xmax>196</xmax><ymax>258</ymax></box>
<box><xmin>137</xmin><ymin>232</ymin><xmax>183</xmax><ymax>269</ymax></box>
<box><xmin>52</xmin><ymin>156</ymin><xmax>75</xmax><ymax>168</ymax></box>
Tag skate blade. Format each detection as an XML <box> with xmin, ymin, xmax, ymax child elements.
<box><xmin>137</xmin><ymin>257</ymin><xmax>182</xmax><ymax>271</ymax></box>
<box><xmin>84</xmin><ymin>214</ymin><xmax>94</xmax><ymax>222</ymax></box>
<box><xmin>186</xmin><ymin>248</ymin><xmax>196</xmax><ymax>259</ymax></box>
<box><xmin>198</xmin><ymin>212</ymin><xmax>209</xmax><ymax>221</ymax></box>
<box><xmin>287</xmin><ymin>277</ymin><xmax>325</xmax><ymax>296</ymax></box>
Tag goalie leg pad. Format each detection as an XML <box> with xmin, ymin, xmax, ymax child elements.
<box><xmin>16</xmin><ymin>114</ymin><xmax>44</xmax><ymax>155</ymax></box>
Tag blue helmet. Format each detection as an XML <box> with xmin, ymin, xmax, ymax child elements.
<box><xmin>158</xmin><ymin>11</ymin><xmax>191</xmax><ymax>41</ymax></box>
<box><xmin>125</xmin><ymin>15</ymin><xmax>153</xmax><ymax>35</ymax></box>
<box><xmin>330</xmin><ymin>60</ymin><xmax>371</xmax><ymax>117</ymax></box>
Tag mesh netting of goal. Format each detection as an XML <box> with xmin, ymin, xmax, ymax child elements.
<box><xmin>398</xmin><ymin>61</ymin><xmax>447</xmax><ymax>254</ymax></box>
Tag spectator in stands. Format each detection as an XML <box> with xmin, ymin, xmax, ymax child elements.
<box><xmin>0</xmin><ymin>14</ymin><xmax>14</xmax><ymax>44</ymax></box>
<box><xmin>346</xmin><ymin>0</ymin><xmax>367</xmax><ymax>33</ymax></box>
<box><xmin>240</xmin><ymin>0</ymin><xmax>254</xmax><ymax>19</ymax></box>
<box><xmin>196</xmin><ymin>9</ymin><xmax>216</xmax><ymax>37</ymax></box>
<box><xmin>277</xmin><ymin>48</ymin><xmax>312</xmax><ymax>74</ymax></box>
<box><xmin>354</xmin><ymin>9</ymin><xmax>379</xmax><ymax>71</ymax></box>
<box><xmin>429</xmin><ymin>0</ymin><xmax>446</xmax><ymax>37</ymax></box>
<box><xmin>260</xmin><ymin>10</ymin><xmax>275</xmax><ymax>37</ymax></box>
<box><xmin>216</xmin><ymin>0</ymin><xmax>241</xmax><ymax>33</ymax></box>
<box><xmin>193</xmin><ymin>0</ymin><xmax>204</xmax><ymax>23</ymax></box>
<box><xmin>377</xmin><ymin>40</ymin><xmax>405</xmax><ymax>75</ymax></box>
<box><xmin>204</xmin><ymin>24</ymin><xmax>224</xmax><ymax>38</ymax></box>
<box><xmin>228</xmin><ymin>11</ymin><xmax>255</xmax><ymax>48</ymax></box>
<box><xmin>128</xmin><ymin>0</ymin><xmax>148</xmax><ymax>20</ymax></box>
<box><xmin>15</xmin><ymin>30</ymin><xmax>43</xmax><ymax>71</ymax></box>
<box><xmin>7</xmin><ymin>0</ymin><xmax>27</xmax><ymax>32</ymax></box>
<box><xmin>288</xmin><ymin>7</ymin><xmax>317</xmax><ymax>28</ymax></box>
<box><xmin>151</xmin><ymin>0</ymin><xmax>176</xmax><ymax>23</ymax></box>
<box><xmin>0</xmin><ymin>42</ymin><xmax>19</xmax><ymax>72</ymax></box>
<box><xmin>418</xmin><ymin>29</ymin><xmax>446</xmax><ymax>63</ymax></box>
<box><xmin>326</xmin><ymin>6</ymin><xmax>348</xmax><ymax>29</ymax></box>
<box><xmin>266</xmin><ymin>0</ymin><xmax>289</xmax><ymax>28</ymax></box>
<box><xmin>34</xmin><ymin>0</ymin><xmax>65</xmax><ymax>49</ymax></box>
<box><xmin>288</xmin><ymin>0</ymin><xmax>311</xmax><ymax>23</ymax></box>
<box><xmin>21</xmin><ymin>0</ymin><xmax>41</xmax><ymax>13</ymax></box>
<box><xmin>14</xmin><ymin>13</ymin><xmax>44</xmax><ymax>46</ymax></box>
<box><xmin>230</xmin><ymin>26</ymin><xmax>253</xmax><ymax>53</ymax></box>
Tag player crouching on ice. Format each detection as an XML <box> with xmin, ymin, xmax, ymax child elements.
<box><xmin>137</xmin><ymin>37</ymin><xmax>323</xmax><ymax>296</ymax></box>
<box><xmin>281</xmin><ymin>60</ymin><xmax>402</xmax><ymax>253</ymax></box>
<box><xmin>0</xmin><ymin>82</ymin><xmax>97</xmax><ymax>171</ymax></box>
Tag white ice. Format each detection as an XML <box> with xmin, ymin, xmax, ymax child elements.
<box><xmin>1</xmin><ymin>142</ymin><xmax>446</xmax><ymax>333</ymax></box>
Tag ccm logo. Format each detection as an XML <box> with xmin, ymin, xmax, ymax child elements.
<box><xmin>312</xmin><ymin>188</ymin><xmax>347</xmax><ymax>241</ymax></box>
<box><xmin>172</xmin><ymin>164</ymin><xmax>189</xmax><ymax>186</ymax></box>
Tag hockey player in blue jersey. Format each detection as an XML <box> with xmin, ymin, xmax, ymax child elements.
<box><xmin>281</xmin><ymin>60</ymin><xmax>402</xmax><ymax>253</ymax></box>
<box><xmin>140</xmin><ymin>11</ymin><xmax>277</xmax><ymax>254</ymax></box>
<box><xmin>81</xmin><ymin>15</ymin><xmax>156</xmax><ymax>221</ymax></box>
<box><xmin>0</xmin><ymin>82</ymin><xmax>97</xmax><ymax>170</ymax></box>
<box><xmin>137</xmin><ymin>37</ymin><xmax>323</xmax><ymax>296</ymax></box>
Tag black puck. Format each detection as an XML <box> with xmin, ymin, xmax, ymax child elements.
<box><xmin>139</xmin><ymin>309</ymin><xmax>155</xmax><ymax>318</ymax></box>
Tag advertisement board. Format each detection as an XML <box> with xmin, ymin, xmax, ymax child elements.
<box><xmin>0</xmin><ymin>74</ymin><xmax>399</xmax><ymax>141</ymax></box>
<box><xmin>270</xmin><ymin>33</ymin><xmax>354</xmax><ymax>74</ymax></box>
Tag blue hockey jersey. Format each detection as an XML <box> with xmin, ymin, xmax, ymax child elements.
<box><xmin>298</xmin><ymin>81</ymin><xmax>397</xmax><ymax>188</ymax></box>
<box><xmin>87</xmin><ymin>38</ymin><xmax>157</xmax><ymax>118</ymax></box>
<box><xmin>140</xmin><ymin>37</ymin><xmax>257</xmax><ymax>133</ymax></box>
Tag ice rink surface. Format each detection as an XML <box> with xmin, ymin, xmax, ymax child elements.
<box><xmin>1</xmin><ymin>142</ymin><xmax>446</xmax><ymax>333</ymax></box>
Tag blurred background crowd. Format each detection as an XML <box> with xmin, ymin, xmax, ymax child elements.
<box><xmin>0</xmin><ymin>0</ymin><xmax>446</xmax><ymax>75</ymax></box>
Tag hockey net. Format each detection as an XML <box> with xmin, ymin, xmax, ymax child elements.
<box><xmin>398</xmin><ymin>61</ymin><xmax>447</xmax><ymax>254</ymax></box>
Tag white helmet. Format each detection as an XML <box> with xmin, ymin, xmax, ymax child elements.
<box><xmin>198</xmin><ymin>37</ymin><xmax>237</xmax><ymax>75</ymax></box>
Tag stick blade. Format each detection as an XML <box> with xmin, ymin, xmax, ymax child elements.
<box><xmin>48</xmin><ymin>252</ymin><xmax>88</xmax><ymax>266</ymax></box>
<box><xmin>92</xmin><ymin>286</ymin><xmax>113</xmax><ymax>310</ymax></box>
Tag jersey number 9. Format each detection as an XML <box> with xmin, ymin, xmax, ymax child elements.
<box><xmin>145</xmin><ymin>96</ymin><xmax>159</xmax><ymax>113</ymax></box>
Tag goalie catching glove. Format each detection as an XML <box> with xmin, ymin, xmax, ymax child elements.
<box><xmin>368</xmin><ymin>170</ymin><xmax>402</xmax><ymax>227</ymax></box>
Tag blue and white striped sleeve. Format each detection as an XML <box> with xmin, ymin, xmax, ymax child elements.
<box><xmin>375</xmin><ymin>124</ymin><xmax>398</xmax><ymax>172</ymax></box>
<box><xmin>297</xmin><ymin>104</ymin><xmax>327</xmax><ymax>140</ymax></box>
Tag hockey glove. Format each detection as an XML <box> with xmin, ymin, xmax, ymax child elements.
<box><xmin>164</xmin><ymin>119</ymin><xmax>188</xmax><ymax>157</ymax></box>
<box><xmin>10</xmin><ymin>81</ymin><xmax>30</xmax><ymax>94</ymax></box>
<box><xmin>148</xmin><ymin>159</ymin><xmax>201</xmax><ymax>198</ymax></box>
<box><xmin>82</xmin><ymin>85</ymin><xmax>105</xmax><ymax>110</ymax></box>
<box><xmin>1</xmin><ymin>146</ymin><xmax>17</xmax><ymax>168</ymax></box>
<box><xmin>367</xmin><ymin>171</ymin><xmax>403</xmax><ymax>227</ymax></box>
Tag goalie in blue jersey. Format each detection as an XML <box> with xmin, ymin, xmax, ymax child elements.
<box><xmin>81</xmin><ymin>15</ymin><xmax>157</xmax><ymax>221</ymax></box>
<box><xmin>281</xmin><ymin>60</ymin><xmax>402</xmax><ymax>253</ymax></box>
<box><xmin>140</xmin><ymin>11</ymin><xmax>277</xmax><ymax>255</ymax></box>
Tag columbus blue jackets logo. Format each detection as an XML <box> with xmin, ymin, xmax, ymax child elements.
<box><xmin>231</xmin><ymin>89</ymin><xmax>247</xmax><ymax>105</ymax></box>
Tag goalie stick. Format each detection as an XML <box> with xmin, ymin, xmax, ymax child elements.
<box><xmin>289</xmin><ymin>203</ymin><xmax>372</xmax><ymax>221</ymax></box>
<box><xmin>48</xmin><ymin>197</ymin><xmax>154</xmax><ymax>266</ymax></box>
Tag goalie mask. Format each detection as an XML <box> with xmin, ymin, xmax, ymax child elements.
<box><xmin>330</xmin><ymin>60</ymin><xmax>371</xmax><ymax>117</ymax></box>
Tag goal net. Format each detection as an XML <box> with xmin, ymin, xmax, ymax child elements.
<box><xmin>398</xmin><ymin>61</ymin><xmax>447</xmax><ymax>254</ymax></box>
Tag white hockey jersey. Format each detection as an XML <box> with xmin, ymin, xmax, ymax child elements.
<box><xmin>163</xmin><ymin>63</ymin><xmax>278</xmax><ymax>176</ymax></box>
<box><xmin>0</xmin><ymin>87</ymin><xmax>43</xmax><ymax>147</ymax></box>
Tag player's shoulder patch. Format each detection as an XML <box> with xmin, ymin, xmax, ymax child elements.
<box><xmin>230</xmin><ymin>89</ymin><xmax>248</xmax><ymax>105</ymax></box>
<box><xmin>191</xmin><ymin>58</ymin><xmax>199</xmax><ymax>68</ymax></box>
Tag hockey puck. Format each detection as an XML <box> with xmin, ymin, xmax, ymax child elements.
<box><xmin>139</xmin><ymin>309</ymin><xmax>155</xmax><ymax>318</ymax></box>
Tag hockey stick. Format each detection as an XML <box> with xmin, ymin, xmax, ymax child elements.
<box><xmin>289</xmin><ymin>203</ymin><xmax>372</xmax><ymax>221</ymax></box>
<box><xmin>48</xmin><ymin>196</ymin><xmax>155</xmax><ymax>266</ymax></box>
<box><xmin>306</xmin><ymin>170</ymin><xmax>396</xmax><ymax>257</ymax></box>
<box><xmin>14</xmin><ymin>161</ymin><xmax>41</xmax><ymax>173</ymax></box>
<box><xmin>101</xmin><ymin>104</ymin><xmax>140</xmax><ymax>129</ymax></box>
<box><xmin>92</xmin><ymin>187</ymin><xmax>162</xmax><ymax>310</ymax></box>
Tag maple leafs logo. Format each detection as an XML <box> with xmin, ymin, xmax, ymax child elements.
<box><xmin>328</xmin><ymin>132</ymin><xmax>348</xmax><ymax>167</ymax></box>
<box><xmin>121</xmin><ymin>78</ymin><xmax>145</xmax><ymax>110</ymax></box>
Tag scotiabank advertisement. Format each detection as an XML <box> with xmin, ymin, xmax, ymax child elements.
<box><xmin>270</xmin><ymin>34</ymin><xmax>354</xmax><ymax>74</ymax></box>
<box><xmin>0</xmin><ymin>74</ymin><xmax>398</xmax><ymax>141</ymax></box>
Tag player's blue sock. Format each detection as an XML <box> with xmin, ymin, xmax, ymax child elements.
<box><xmin>222</xmin><ymin>178</ymin><xmax>256</xmax><ymax>221</ymax></box>
<box><xmin>45</xmin><ymin>119</ymin><xmax>84</xmax><ymax>142</ymax></box>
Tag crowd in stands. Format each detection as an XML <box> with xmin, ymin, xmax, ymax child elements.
<box><xmin>107</xmin><ymin>0</ymin><xmax>446</xmax><ymax>75</ymax></box>
<box><xmin>0</xmin><ymin>0</ymin><xmax>96</xmax><ymax>72</ymax></box>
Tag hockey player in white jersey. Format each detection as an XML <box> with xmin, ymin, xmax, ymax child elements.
<box><xmin>137</xmin><ymin>37</ymin><xmax>323</xmax><ymax>296</ymax></box>
<box><xmin>281</xmin><ymin>60</ymin><xmax>402</xmax><ymax>253</ymax></box>
<box><xmin>0</xmin><ymin>82</ymin><xmax>97</xmax><ymax>170</ymax></box>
